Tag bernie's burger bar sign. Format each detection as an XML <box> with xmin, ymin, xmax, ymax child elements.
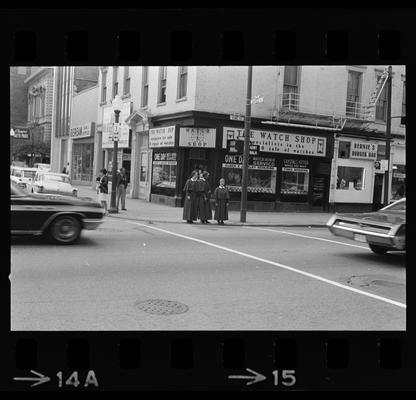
<box><xmin>222</xmin><ymin>127</ymin><xmax>327</xmax><ymax>157</ymax></box>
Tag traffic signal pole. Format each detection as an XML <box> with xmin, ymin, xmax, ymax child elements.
<box><xmin>240</xmin><ymin>66</ymin><xmax>253</xmax><ymax>223</ymax></box>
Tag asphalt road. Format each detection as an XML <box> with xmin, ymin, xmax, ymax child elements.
<box><xmin>11</xmin><ymin>217</ymin><xmax>406</xmax><ymax>330</ymax></box>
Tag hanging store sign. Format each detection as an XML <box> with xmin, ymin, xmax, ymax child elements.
<box><xmin>179</xmin><ymin>127</ymin><xmax>216</xmax><ymax>148</ymax></box>
<box><xmin>12</xmin><ymin>128</ymin><xmax>30</xmax><ymax>139</ymax></box>
<box><xmin>222</xmin><ymin>127</ymin><xmax>326</xmax><ymax>157</ymax></box>
<box><xmin>70</xmin><ymin>122</ymin><xmax>95</xmax><ymax>139</ymax></box>
<box><xmin>102</xmin><ymin>102</ymin><xmax>131</xmax><ymax>148</ymax></box>
<box><xmin>350</xmin><ymin>141</ymin><xmax>378</xmax><ymax>160</ymax></box>
<box><xmin>149</xmin><ymin>126</ymin><xmax>176</xmax><ymax>148</ymax></box>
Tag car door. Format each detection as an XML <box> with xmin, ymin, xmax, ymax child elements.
<box><xmin>11</xmin><ymin>183</ymin><xmax>55</xmax><ymax>232</ymax></box>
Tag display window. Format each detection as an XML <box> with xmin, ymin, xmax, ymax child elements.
<box><xmin>222</xmin><ymin>155</ymin><xmax>277</xmax><ymax>193</ymax></box>
<box><xmin>151</xmin><ymin>152</ymin><xmax>177</xmax><ymax>190</ymax></box>
<box><xmin>72</xmin><ymin>142</ymin><xmax>94</xmax><ymax>182</ymax></box>
<box><xmin>391</xmin><ymin>164</ymin><xmax>406</xmax><ymax>200</ymax></box>
<box><xmin>336</xmin><ymin>166</ymin><xmax>365</xmax><ymax>191</ymax></box>
<box><xmin>280</xmin><ymin>159</ymin><xmax>310</xmax><ymax>195</ymax></box>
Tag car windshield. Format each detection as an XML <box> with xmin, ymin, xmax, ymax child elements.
<box><xmin>44</xmin><ymin>174</ymin><xmax>70</xmax><ymax>183</ymax></box>
<box><xmin>23</xmin><ymin>170</ymin><xmax>36</xmax><ymax>178</ymax></box>
<box><xmin>10</xmin><ymin>181</ymin><xmax>27</xmax><ymax>196</ymax></box>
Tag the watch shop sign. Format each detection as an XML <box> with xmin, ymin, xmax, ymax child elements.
<box><xmin>70</xmin><ymin>122</ymin><xmax>95</xmax><ymax>138</ymax></box>
<box><xmin>179</xmin><ymin>127</ymin><xmax>216</xmax><ymax>148</ymax></box>
<box><xmin>222</xmin><ymin>127</ymin><xmax>326</xmax><ymax>157</ymax></box>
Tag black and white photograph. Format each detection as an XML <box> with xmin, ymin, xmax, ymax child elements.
<box><xmin>10</xmin><ymin>65</ymin><xmax>406</xmax><ymax>331</ymax></box>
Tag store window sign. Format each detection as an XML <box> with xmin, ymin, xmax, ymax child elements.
<box><xmin>350</xmin><ymin>141</ymin><xmax>378</xmax><ymax>160</ymax></box>
<box><xmin>222</xmin><ymin>127</ymin><xmax>326</xmax><ymax>157</ymax></box>
<box><xmin>149</xmin><ymin>126</ymin><xmax>176</xmax><ymax>148</ymax></box>
<box><xmin>179</xmin><ymin>127</ymin><xmax>216</xmax><ymax>148</ymax></box>
<box><xmin>70</xmin><ymin>123</ymin><xmax>95</xmax><ymax>138</ymax></box>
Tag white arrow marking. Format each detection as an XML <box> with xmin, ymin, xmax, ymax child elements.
<box><xmin>13</xmin><ymin>370</ymin><xmax>51</xmax><ymax>387</ymax></box>
<box><xmin>228</xmin><ymin>368</ymin><xmax>267</xmax><ymax>386</ymax></box>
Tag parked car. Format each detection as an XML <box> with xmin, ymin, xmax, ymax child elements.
<box><xmin>28</xmin><ymin>171</ymin><xmax>78</xmax><ymax>197</ymax></box>
<box><xmin>11</xmin><ymin>180</ymin><xmax>105</xmax><ymax>244</ymax></box>
<box><xmin>10</xmin><ymin>166</ymin><xmax>38</xmax><ymax>191</ymax></box>
<box><xmin>326</xmin><ymin>198</ymin><xmax>406</xmax><ymax>254</ymax></box>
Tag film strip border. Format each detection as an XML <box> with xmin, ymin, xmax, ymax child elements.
<box><xmin>2</xmin><ymin>7</ymin><xmax>413</xmax><ymax>391</ymax></box>
<box><xmin>3</xmin><ymin>9</ymin><xmax>409</xmax><ymax>64</ymax></box>
<box><xmin>7</xmin><ymin>334</ymin><xmax>410</xmax><ymax>390</ymax></box>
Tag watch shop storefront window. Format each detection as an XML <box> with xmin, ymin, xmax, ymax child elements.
<box><xmin>151</xmin><ymin>151</ymin><xmax>177</xmax><ymax>196</ymax></box>
<box><xmin>280</xmin><ymin>159</ymin><xmax>310</xmax><ymax>201</ymax></box>
<box><xmin>222</xmin><ymin>155</ymin><xmax>277</xmax><ymax>196</ymax></box>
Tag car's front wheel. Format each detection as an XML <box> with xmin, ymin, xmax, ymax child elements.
<box><xmin>369</xmin><ymin>244</ymin><xmax>388</xmax><ymax>255</ymax></box>
<box><xmin>48</xmin><ymin>215</ymin><xmax>81</xmax><ymax>244</ymax></box>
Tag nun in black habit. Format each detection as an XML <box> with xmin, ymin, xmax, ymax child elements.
<box><xmin>183</xmin><ymin>170</ymin><xmax>199</xmax><ymax>223</ymax></box>
<box><xmin>197</xmin><ymin>171</ymin><xmax>212</xmax><ymax>223</ymax></box>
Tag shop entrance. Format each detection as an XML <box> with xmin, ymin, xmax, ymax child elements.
<box><xmin>373</xmin><ymin>173</ymin><xmax>384</xmax><ymax>210</ymax></box>
<box><xmin>186</xmin><ymin>149</ymin><xmax>208</xmax><ymax>179</ymax></box>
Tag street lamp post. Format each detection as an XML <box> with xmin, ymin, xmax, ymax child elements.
<box><xmin>240</xmin><ymin>66</ymin><xmax>253</xmax><ymax>223</ymax></box>
<box><xmin>383</xmin><ymin>65</ymin><xmax>393</xmax><ymax>206</ymax></box>
<box><xmin>108</xmin><ymin>95</ymin><xmax>123</xmax><ymax>214</ymax></box>
<box><xmin>10</xmin><ymin>128</ymin><xmax>15</xmax><ymax>163</ymax></box>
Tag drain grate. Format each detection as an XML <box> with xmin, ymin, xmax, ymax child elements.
<box><xmin>134</xmin><ymin>299</ymin><xmax>189</xmax><ymax>315</ymax></box>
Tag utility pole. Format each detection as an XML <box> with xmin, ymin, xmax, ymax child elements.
<box><xmin>240</xmin><ymin>66</ymin><xmax>253</xmax><ymax>223</ymax></box>
<box><xmin>383</xmin><ymin>65</ymin><xmax>393</xmax><ymax>206</ymax></box>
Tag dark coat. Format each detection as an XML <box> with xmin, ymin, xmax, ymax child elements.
<box><xmin>197</xmin><ymin>179</ymin><xmax>212</xmax><ymax>220</ymax></box>
<box><xmin>214</xmin><ymin>186</ymin><xmax>230</xmax><ymax>220</ymax></box>
<box><xmin>183</xmin><ymin>179</ymin><xmax>198</xmax><ymax>221</ymax></box>
<box><xmin>99</xmin><ymin>175</ymin><xmax>109</xmax><ymax>194</ymax></box>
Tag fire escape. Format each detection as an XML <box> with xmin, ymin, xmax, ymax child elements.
<box><xmin>265</xmin><ymin>67</ymin><xmax>389</xmax><ymax>135</ymax></box>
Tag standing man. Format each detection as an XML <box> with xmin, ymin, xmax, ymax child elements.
<box><xmin>62</xmin><ymin>162</ymin><xmax>70</xmax><ymax>175</ymax></box>
<box><xmin>116</xmin><ymin>167</ymin><xmax>128</xmax><ymax>211</ymax></box>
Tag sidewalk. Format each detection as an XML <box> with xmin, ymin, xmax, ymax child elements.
<box><xmin>77</xmin><ymin>186</ymin><xmax>332</xmax><ymax>227</ymax></box>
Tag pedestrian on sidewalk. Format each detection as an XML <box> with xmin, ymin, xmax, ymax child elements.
<box><xmin>62</xmin><ymin>162</ymin><xmax>70</xmax><ymax>175</ymax></box>
<box><xmin>214</xmin><ymin>178</ymin><xmax>229</xmax><ymax>225</ymax></box>
<box><xmin>97</xmin><ymin>168</ymin><xmax>109</xmax><ymax>214</ymax></box>
<box><xmin>183</xmin><ymin>170</ymin><xmax>199</xmax><ymax>223</ymax></box>
<box><xmin>116</xmin><ymin>167</ymin><xmax>128</xmax><ymax>211</ymax></box>
<box><xmin>197</xmin><ymin>171</ymin><xmax>212</xmax><ymax>224</ymax></box>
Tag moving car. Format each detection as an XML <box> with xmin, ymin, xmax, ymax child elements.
<box><xmin>326</xmin><ymin>198</ymin><xmax>406</xmax><ymax>254</ymax></box>
<box><xmin>29</xmin><ymin>171</ymin><xmax>78</xmax><ymax>197</ymax></box>
<box><xmin>11</xmin><ymin>180</ymin><xmax>105</xmax><ymax>244</ymax></box>
<box><xmin>10</xmin><ymin>166</ymin><xmax>38</xmax><ymax>191</ymax></box>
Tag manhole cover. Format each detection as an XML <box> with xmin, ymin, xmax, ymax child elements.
<box><xmin>134</xmin><ymin>299</ymin><xmax>189</xmax><ymax>315</ymax></box>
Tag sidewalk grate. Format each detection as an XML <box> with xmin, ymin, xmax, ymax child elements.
<box><xmin>134</xmin><ymin>299</ymin><xmax>189</xmax><ymax>315</ymax></box>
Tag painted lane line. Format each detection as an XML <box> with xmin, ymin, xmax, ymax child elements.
<box><xmin>121</xmin><ymin>219</ymin><xmax>406</xmax><ymax>309</ymax></box>
<box><xmin>245</xmin><ymin>226</ymin><xmax>371</xmax><ymax>250</ymax></box>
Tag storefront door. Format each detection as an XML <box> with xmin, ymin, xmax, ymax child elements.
<box><xmin>139</xmin><ymin>149</ymin><xmax>152</xmax><ymax>201</ymax></box>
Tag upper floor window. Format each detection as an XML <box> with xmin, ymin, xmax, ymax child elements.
<box><xmin>123</xmin><ymin>66</ymin><xmax>130</xmax><ymax>96</ymax></box>
<box><xmin>101</xmin><ymin>70</ymin><xmax>107</xmax><ymax>103</ymax></box>
<box><xmin>401</xmin><ymin>81</ymin><xmax>406</xmax><ymax>120</ymax></box>
<box><xmin>141</xmin><ymin>66</ymin><xmax>149</xmax><ymax>107</ymax></box>
<box><xmin>346</xmin><ymin>70</ymin><xmax>362</xmax><ymax>117</ymax></box>
<box><xmin>283</xmin><ymin>66</ymin><xmax>300</xmax><ymax>109</ymax></box>
<box><xmin>375</xmin><ymin>73</ymin><xmax>388</xmax><ymax>122</ymax></box>
<box><xmin>158</xmin><ymin>66</ymin><xmax>167</xmax><ymax>104</ymax></box>
<box><xmin>112</xmin><ymin>66</ymin><xmax>119</xmax><ymax>98</ymax></box>
<box><xmin>177</xmin><ymin>66</ymin><xmax>188</xmax><ymax>99</ymax></box>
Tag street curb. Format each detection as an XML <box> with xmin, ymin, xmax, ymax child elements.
<box><xmin>105</xmin><ymin>214</ymin><xmax>328</xmax><ymax>228</ymax></box>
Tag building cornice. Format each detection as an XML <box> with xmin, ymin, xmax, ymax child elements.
<box><xmin>24</xmin><ymin>67</ymin><xmax>53</xmax><ymax>84</ymax></box>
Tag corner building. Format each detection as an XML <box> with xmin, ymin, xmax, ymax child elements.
<box><xmin>95</xmin><ymin>66</ymin><xmax>405</xmax><ymax>211</ymax></box>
